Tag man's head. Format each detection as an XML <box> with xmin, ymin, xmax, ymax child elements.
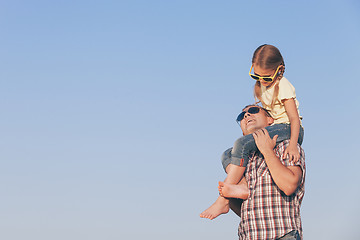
<box><xmin>237</xmin><ymin>105</ymin><xmax>274</xmax><ymax>135</ymax></box>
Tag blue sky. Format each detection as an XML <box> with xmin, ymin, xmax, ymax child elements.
<box><xmin>0</xmin><ymin>0</ymin><xmax>359</xmax><ymax>239</ymax></box>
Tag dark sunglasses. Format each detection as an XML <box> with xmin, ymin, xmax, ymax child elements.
<box><xmin>236</xmin><ymin>106</ymin><xmax>261</xmax><ymax>122</ymax></box>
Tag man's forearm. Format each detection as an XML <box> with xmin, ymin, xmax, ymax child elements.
<box><xmin>252</xmin><ymin>128</ymin><xmax>302</xmax><ymax>196</ymax></box>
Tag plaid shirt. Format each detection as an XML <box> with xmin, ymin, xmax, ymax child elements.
<box><xmin>238</xmin><ymin>140</ymin><xmax>305</xmax><ymax>240</ymax></box>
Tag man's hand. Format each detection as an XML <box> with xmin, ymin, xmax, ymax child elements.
<box><xmin>252</xmin><ymin>128</ymin><xmax>278</xmax><ymax>156</ymax></box>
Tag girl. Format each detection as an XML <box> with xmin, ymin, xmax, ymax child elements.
<box><xmin>227</xmin><ymin>44</ymin><xmax>304</xmax><ymax>168</ymax></box>
<box><xmin>200</xmin><ymin>44</ymin><xmax>303</xmax><ymax>220</ymax></box>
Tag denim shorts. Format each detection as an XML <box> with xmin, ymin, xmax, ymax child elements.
<box><xmin>221</xmin><ymin>123</ymin><xmax>304</xmax><ymax>171</ymax></box>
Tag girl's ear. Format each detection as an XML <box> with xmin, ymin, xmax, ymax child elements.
<box><xmin>276</xmin><ymin>65</ymin><xmax>285</xmax><ymax>80</ymax></box>
<box><xmin>280</xmin><ymin>65</ymin><xmax>285</xmax><ymax>73</ymax></box>
<box><xmin>277</xmin><ymin>65</ymin><xmax>283</xmax><ymax>74</ymax></box>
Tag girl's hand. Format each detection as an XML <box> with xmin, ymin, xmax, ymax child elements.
<box><xmin>283</xmin><ymin>144</ymin><xmax>300</xmax><ymax>163</ymax></box>
<box><xmin>252</xmin><ymin>128</ymin><xmax>278</xmax><ymax>156</ymax></box>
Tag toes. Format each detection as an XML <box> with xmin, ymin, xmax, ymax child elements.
<box><xmin>218</xmin><ymin>188</ymin><xmax>223</xmax><ymax>197</ymax></box>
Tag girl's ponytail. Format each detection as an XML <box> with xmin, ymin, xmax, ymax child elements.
<box><xmin>271</xmin><ymin>82</ymin><xmax>280</xmax><ymax>109</ymax></box>
<box><xmin>254</xmin><ymin>81</ymin><xmax>262</xmax><ymax>104</ymax></box>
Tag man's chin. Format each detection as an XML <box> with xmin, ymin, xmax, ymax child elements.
<box><xmin>245</xmin><ymin>125</ymin><xmax>257</xmax><ymax>134</ymax></box>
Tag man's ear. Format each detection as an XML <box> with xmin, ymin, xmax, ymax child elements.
<box><xmin>267</xmin><ymin>116</ymin><xmax>274</xmax><ymax>125</ymax></box>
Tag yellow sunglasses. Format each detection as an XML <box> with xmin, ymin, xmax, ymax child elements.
<box><xmin>249</xmin><ymin>65</ymin><xmax>282</xmax><ymax>83</ymax></box>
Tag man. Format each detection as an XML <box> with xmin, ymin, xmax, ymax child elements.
<box><xmin>219</xmin><ymin>105</ymin><xmax>305</xmax><ymax>240</ymax></box>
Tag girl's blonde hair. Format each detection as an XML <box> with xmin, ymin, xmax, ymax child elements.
<box><xmin>252</xmin><ymin>44</ymin><xmax>285</xmax><ymax>109</ymax></box>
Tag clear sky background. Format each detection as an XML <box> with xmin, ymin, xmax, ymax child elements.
<box><xmin>0</xmin><ymin>0</ymin><xmax>359</xmax><ymax>239</ymax></box>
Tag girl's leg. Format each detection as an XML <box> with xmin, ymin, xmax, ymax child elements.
<box><xmin>219</xmin><ymin>148</ymin><xmax>249</xmax><ymax>199</ymax></box>
<box><xmin>230</xmin><ymin>124</ymin><xmax>302</xmax><ymax>167</ymax></box>
<box><xmin>265</xmin><ymin>123</ymin><xmax>304</xmax><ymax>145</ymax></box>
<box><xmin>219</xmin><ymin>176</ymin><xmax>249</xmax><ymax>199</ymax></box>
<box><xmin>223</xmin><ymin>164</ymin><xmax>246</xmax><ymax>184</ymax></box>
<box><xmin>230</xmin><ymin>134</ymin><xmax>257</xmax><ymax>167</ymax></box>
<box><xmin>221</xmin><ymin>147</ymin><xmax>233</xmax><ymax>172</ymax></box>
<box><xmin>200</xmin><ymin>149</ymin><xmax>246</xmax><ymax>220</ymax></box>
<box><xmin>221</xmin><ymin>147</ymin><xmax>247</xmax><ymax>187</ymax></box>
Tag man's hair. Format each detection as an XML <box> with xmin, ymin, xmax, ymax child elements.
<box><xmin>242</xmin><ymin>104</ymin><xmax>272</xmax><ymax>118</ymax></box>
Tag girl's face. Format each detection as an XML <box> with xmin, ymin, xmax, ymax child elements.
<box><xmin>253</xmin><ymin>64</ymin><xmax>282</xmax><ymax>87</ymax></box>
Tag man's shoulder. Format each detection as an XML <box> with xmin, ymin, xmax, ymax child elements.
<box><xmin>276</xmin><ymin>139</ymin><xmax>291</xmax><ymax>149</ymax></box>
<box><xmin>276</xmin><ymin>139</ymin><xmax>302</xmax><ymax>150</ymax></box>
<box><xmin>275</xmin><ymin>140</ymin><xmax>305</xmax><ymax>166</ymax></box>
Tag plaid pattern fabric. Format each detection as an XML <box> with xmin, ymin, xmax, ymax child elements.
<box><xmin>238</xmin><ymin>140</ymin><xmax>305</xmax><ymax>240</ymax></box>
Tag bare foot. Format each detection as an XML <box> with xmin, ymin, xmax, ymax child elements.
<box><xmin>200</xmin><ymin>196</ymin><xmax>229</xmax><ymax>220</ymax></box>
<box><xmin>218</xmin><ymin>181</ymin><xmax>249</xmax><ymax>199</ymax></box>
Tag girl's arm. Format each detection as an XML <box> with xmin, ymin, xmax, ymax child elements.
<box><xmin>283</xmin><ymin>98</ymin><xmax>301</xmax><ymax>162</ymax></box>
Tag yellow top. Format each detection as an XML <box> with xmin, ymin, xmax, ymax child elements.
<box><xmin>260</xmin><ymin>77</ymin><xmax>302</xmax><ymax>124</ymax></box>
